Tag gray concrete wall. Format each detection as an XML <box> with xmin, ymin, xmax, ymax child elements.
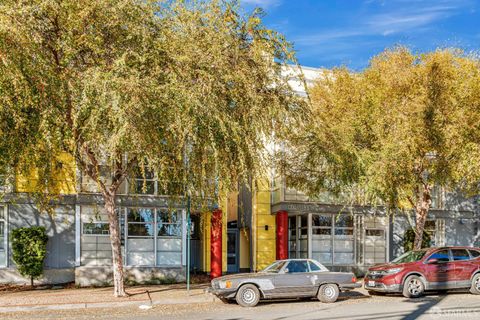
<box><xmin>0</xmin><ymin>268</ymin><xmax>74</xmax><ymax>284</ymax></box>
<box><xmin>391</xmin><ymin>210</ymin><xmax>480</xmax><ymax>259</ymax></box>
<box><xmin>7</xmin><ymin>202</ymin><xmax>76</xmax><ymax>269</ymax></box>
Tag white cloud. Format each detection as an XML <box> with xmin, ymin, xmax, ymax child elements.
<box><xmin>295</xmin><ymin>1</ymin><xmax>472</xmax><ymax>47</ymax></box>
<box><xmin>241</xmin><ymin>0</ymin><xmax>282</xmax><ymax>8</ymax></box>
<box><xmin>366</xmin><ymin>5</ymin><xmax>458</xmax><ymax>34</ymax></box>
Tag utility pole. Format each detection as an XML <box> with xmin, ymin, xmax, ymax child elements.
<box><xmin>186</xmin><ymin>194</ymin><xmax>191</xmax><ymax>294</ymax></box>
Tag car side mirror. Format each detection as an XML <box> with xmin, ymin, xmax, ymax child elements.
<box><xmin>427</xmin><ymin>258</ymin><xmax>439</xmax><ymax>264</ymax></box>
<box><xmin>283</xmin><ymin>268</ymin><xmax>289</xmax><ymax>273</ymax></box>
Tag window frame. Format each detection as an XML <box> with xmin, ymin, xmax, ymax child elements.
<box><xmin>156</xmin><ymin>210</ymin><xmax>182</xmax><ymax>238</ymax></box>
<box><xmin>130</xmin><ymin>166</ymin><xmax>157</xmax><ymax>195</ymax></box>
<box><xmin>82</xmin><ymin>222</ymin><xmax>110</xmax><ymax>236</ymax></box>
<box><xmin>334</xmin><ymin>215</ymin><xmax>354</xmax><ymax>236</ymax></box>
<box><xmin>127</xmin><ymin>208</ymin><xmax>155</xmax><ymax>238</ymax></box>
<box><xmin>312</xmin><ymin>214</ymin><xmax>332</xmax><ymax>236</ymax></box>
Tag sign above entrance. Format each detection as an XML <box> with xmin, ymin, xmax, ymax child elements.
<box><xmin>272</xmin><ymin>202</ymin><xmax>379</xmax><ymax>215</ymax></box>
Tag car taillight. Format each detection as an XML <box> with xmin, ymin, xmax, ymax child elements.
<box><xmin>352</xmin><ymin>276</ymin><xmax>357</xmax><ymax>283</ymax></box>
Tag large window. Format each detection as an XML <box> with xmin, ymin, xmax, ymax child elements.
<box><xmin>157</xmin><ymin>211</ymin><xmax>181</xmax><ymax>237</ymax></box>
<box><xmin>298</xmin><ymin>216</ymin><xmax>308</xmax><ymax>258</ymax></box>
<box><xmin>312</xmin><ymin>215</ymin><xmax>332</xmax><ymax>235</ymax></box>
<box><xmin>288</xmin><ymin>216</ymin><xmax>297</xmax><ymax>258</ymax></box>
<box><xmin>311</xmin><ymin>214</ymin><xmax>355</xmax><ymax>265</ymax></box>
<box><xmin>311</xmin><ymin>214</ymin><xmax>333</xmax><ymax>265</ymax></box>
<box><xmin>335</xmin><ymin>215</ymin><xmax>354</xmax><ymax>235</ymax></box>
<box><xmin>131</xmin><ymin>167</ymin><xmax>156</xmax><ymax>195</ymax></box>
<box><xmin>126</xmin><ymin>208</ymin><xmax>183</xmax><ymax>266</ymax></box>
<box><xmin>128</xmin><ymin>208</ymin><xmax>155</xmax><ymax>237</ymax></box>
<box><xmin>334</xmin><ymin>215</ymin><xmax>354</xmax><ymax>265</ymax></box>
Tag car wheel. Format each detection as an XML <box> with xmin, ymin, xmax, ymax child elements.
<box><xmin>470</xmin><ymin>274</ymin><xmax>480</xmax><ymax>295</ymax></box>
<box><xmin>317</xmin><ymin>283</ymin><xmax>339</xmax><ymax>303</ymax></box>
<box><xmin>402</xmin><ymin>275</ymin><xmax>425</xmax><ymax>298</ymax></box>
<box><xmin>235</xmin><ymin>284</ymin><xmax>260</xmax><ymax>307</ymax></box>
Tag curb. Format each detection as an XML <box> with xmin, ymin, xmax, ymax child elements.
<box><xmin>0</xmin><ymin>296</ymin><xmax>219</xmax><ymax>313</ymax></box>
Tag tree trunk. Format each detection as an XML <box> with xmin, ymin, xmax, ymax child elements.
<box><xmin>104</xmin><ymin>191</ymin><xmax>126</xmax><ymax>297</ymax></box>
<box><xmin>30</xmin><ymin>277</ymin><xmax>34</xmax><ymax>287</ymax></box>
<box><xmin>413</xmin><ymin>184</ymin><xmax>432</xmax><ymax>250</ymax></box>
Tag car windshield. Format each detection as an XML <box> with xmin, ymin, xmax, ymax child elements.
<box><xmin>392</xmin><ymin>250</ymin><xmax>427</xmax><ymax>263</ymax></box>
<box><xmin>262</xmin><ymin>261</ymin><xmax>288</xmax><ymax>273</ymax></box>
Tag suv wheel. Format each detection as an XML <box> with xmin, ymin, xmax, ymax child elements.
<box><xmin>317</xmin><ymin>283</ymin><xmax>339</xmax><ymax>303</ymax></box>
<box><xmin>402</xmin><ymin>275</ymin><xmax>425</xmax><ymax>298</ymax></box>
<box><xmin>235</xmin><ymin>284</ymin><xmax>260</xmax><ymax>307</ymax></box>
<box><xmin>470</xmin><ymin>274</ymin><xmax>480</xmax><ymax>295</ymax></box>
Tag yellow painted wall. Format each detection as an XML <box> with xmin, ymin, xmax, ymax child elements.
<box><xmin>253</xmin><ymin>179</ymin><xmax>276</xmax><ymax>271</ymax></box>
<box><xmin>16</xmin><ymin>152</ymin><xmax>76</xmax><ymax>194</ymax></box>
<box><xmin>239</xmin><ymin>227</ymin><xmax>250</xmax><ymax>269</ymax></box>
<box><xmin>200</xmin><ymin>211</ymin><xmax>212</xmax><ymax>272</ymax></box>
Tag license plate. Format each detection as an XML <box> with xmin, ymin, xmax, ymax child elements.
<box><xmin>368</xmin><ymin>281</ymin><xmax>375</xmax><ymax>287</ymax></box>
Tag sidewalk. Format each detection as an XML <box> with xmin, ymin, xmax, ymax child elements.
<box><xmin>0</xmin><ymin>284</ymin><xmax>218</xmax><ymax>313</ymax></box>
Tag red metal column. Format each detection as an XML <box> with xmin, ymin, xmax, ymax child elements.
<box><xmin>210</xmin><ymin>209</ymin><xmax>223</xmax><ymax>279</ymax></box>
<box><xmin>276</xmin><ymin>210</ymin><xmax>288</xmax><ymax>260</ymax></box>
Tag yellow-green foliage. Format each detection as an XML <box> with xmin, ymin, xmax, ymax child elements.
<box><xmin>285</xmin><ymin>47</ymin><xmax>480</xmax><ymax>210</ymax></box>
<box><xmin>0</xmin><ymin>0</ymin><xmax>305</xmax><ymax>203</ymax></box>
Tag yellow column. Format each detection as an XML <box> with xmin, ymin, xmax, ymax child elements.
<box><xmin>201</xmin><ymin>211</ymin><xmax>212</xmax><ymax>272</ymax></box>
<box><xmin>253</xmin><ymin>179</ymin><xmax>276</xmax><ymax>271</ymax></box>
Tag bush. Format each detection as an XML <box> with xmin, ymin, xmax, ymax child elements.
<box><xmin>403</xmin><ymin>228</ymin><xmax>431</xmax><ymax>252</ymax></box>
<box><xmin>10</xmin><ymin>226</ymin><xmax>49</xmax><ymax>286</ymax></box>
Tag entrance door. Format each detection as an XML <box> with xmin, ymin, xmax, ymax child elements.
<box><xmin>227</xmin><ymin>229</ymin><xmax>239</xmax><ymax>273</ymax></box>
<box><xmin>0</xmin><ymin>205</ymin><xmax>7</xmax><ymax>267</ymax></box>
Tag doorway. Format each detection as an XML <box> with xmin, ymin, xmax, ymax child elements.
<box><xmin>227</xmin><ymin>229</ymin><xmax>239</xmax><ymax>273</ymax></box>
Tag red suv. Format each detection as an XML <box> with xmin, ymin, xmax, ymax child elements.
<box><xmin>364</xmin><ymin>246</ymin><xmax>480</xmax><ymax>298</ymax></box>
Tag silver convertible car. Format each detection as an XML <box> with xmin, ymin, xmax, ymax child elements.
<box><xmin>209</xmin><ymin>259</ymin><xmax>361</xmax><ymax>307</ymax></box>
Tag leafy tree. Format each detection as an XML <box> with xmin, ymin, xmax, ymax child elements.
<box><xmin>0</xmin><ymin>0</ymin><xmax>303</xmax><ymax>296</ymax></box>
<box><xmin>10</xmin><ymin>226</ymin><xmax>49</xmax><ymax>287</ymax></box>
<box><xmin>403</xmin><ymin>228</ymin><xmax>431</xmax><ymax>253</ymax></box>
<box><xmin>283</xmin><ymin>47</ymin><xmax>479</xmax><ymax>250</ymax></box>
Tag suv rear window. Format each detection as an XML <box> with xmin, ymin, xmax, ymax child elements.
<box><xmin>452</xmin><ymin>249</ymin><xmax>470</xmax><ymax>261</ymax></box>
<box><xmin>469</xmin><ymin>249</ymin><xmax>480</xmax><ymax>258</ymax></box>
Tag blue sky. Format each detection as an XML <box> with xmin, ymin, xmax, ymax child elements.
<box><xmin>241</xmin><ymin>0</ymin><xmax>480</xmax><ymax>70</ymax></box>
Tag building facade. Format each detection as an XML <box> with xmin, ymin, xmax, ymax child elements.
<box><xmin>1</xmin><ymin>66</ymin><xmax>480</xmax><ymax>286</ymax></box>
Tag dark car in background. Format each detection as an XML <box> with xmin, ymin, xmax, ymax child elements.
<box><xmin>209</xmin><ymin>259</ymin><xmax>361</xmax><ymax>307</ymax></box>
<box><xmin>365</xmin><ymin>246</ymin><xmax>480</xmax><ymax>298</ymax></box>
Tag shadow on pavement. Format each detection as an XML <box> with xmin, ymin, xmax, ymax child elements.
<box><xmin>126</xmin><ymin>283</ymin><xmax>209</xmax><ymax>297</ymax></box>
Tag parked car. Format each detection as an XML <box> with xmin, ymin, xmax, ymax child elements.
<box><xmin>365</xmin><ymin>246</ymin><xmax>480</xmax><ymax>298</ymax></box>
<box><xmin>208</xmin><ymin>259</ymin><xmax>361</xmax><ymax>307</ymax></box>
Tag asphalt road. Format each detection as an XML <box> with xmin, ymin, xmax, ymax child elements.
<box><xmin>2</xmin><ymin>290</ymin><xmax>479</xmax><ymax>320</ymax></box>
